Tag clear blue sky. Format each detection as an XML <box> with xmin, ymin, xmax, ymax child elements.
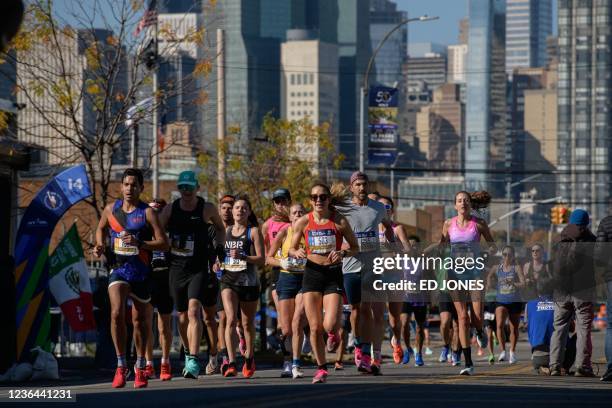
<box><xmin>395</xmin><ymin>0</ymin><xmax>468</xmax><ymax>45</ymax></box>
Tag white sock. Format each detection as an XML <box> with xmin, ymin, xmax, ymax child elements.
<box><xmin>161</xmin><ymin>357</ymin><xmax>169</xmax><ymax>365</ymax></box>
<box><xmin>147</xmin><ymin>360</ymin><xmax>154</xmax><ymax>367</ymax></box>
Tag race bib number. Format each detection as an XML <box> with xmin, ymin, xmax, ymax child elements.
<box><xmin>113</xmin><ymin>234</ymin><xmax>138</xmax><ymax>256</ymax></box>
<box><xmin>282</xmin><ymin>257</ymin><xmax>306</xmax><ymax>272</ymax></box>
<box><xmin>223</xmin><ymin>256</ymin><xmax>247</xmax><ymax>272</ymax></box>
<box><xmin>308</xmin><ymin>229</ymin><xmax>336</xmax><ymax>254</ymax></box>
<box><xmin>171</xmin><ymin>234</ymin><xmax>195</xmax><ymax>257</ymax></box>
<box><xmin>484</xmin><ymin>311</ymin><xmax>495</xmax><ymax>321</ymax></box>
<box><xmin>356</xmin><ymin>231</ymin><xmax>378</xmax><ymax>252</ymax></box>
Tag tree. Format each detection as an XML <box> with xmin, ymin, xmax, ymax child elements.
<box><xmin>198</xmin><ymin>114</ymin><xmax>344</xmax><ymax>220</ymax></box>
<box><xmin>0</xmin><ymin>0</ymin><xmax>217</xmax><ymax>240</ymax></box>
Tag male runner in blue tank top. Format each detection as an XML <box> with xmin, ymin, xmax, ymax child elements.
<box><xmin>94</xmin><ymin>168</ymin><xmax>169</xmax><ymax>389</ymax></box>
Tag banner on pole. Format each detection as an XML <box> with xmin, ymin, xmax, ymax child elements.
<box><xmin>49</xmin><ymin>224</ymin><xmax>95</xmax><ymax>332</ymax></box>
<box><xmin>14</xmin><ymin>165</ymin><xmax>92</xmax><ymax>361</ymax></box>
<box><xmin>367</xmin><ymin>86</ymin><xmax>399</xmax><ymax>165</ymax></box>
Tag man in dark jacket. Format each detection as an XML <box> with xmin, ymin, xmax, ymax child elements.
<box><xmin>595</xmin><ymin>212</ymin><xmax>612</xmax><ymax>381</ymax></box>
<box><xmin>549</xmin><ymin>209</ymin><xmax>596</xmax><ymax>377</ymax></box>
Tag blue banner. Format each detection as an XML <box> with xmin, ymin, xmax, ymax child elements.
<box><xmin>14</xmin><ymin>165</ymin><xmax>92</xmax><ymax>360</ymax></box>
<box><xmin>368</xmin><ymin>86</ymin><xmax>399</xmax><ymax>166</ymax></box>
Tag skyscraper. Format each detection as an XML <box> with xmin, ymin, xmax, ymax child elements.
<box><xmin>557</xmin><ymin>0</ymin><xmax>612</xmax><ymax>222</ymax></box>
<box><xmin>505</xmin><ymin>0</ymin><xmax>552</xmax><ymax>73</ymax></box>
<box><xmin>369</xmin><ymin>0</ymin><xmax>407</xmax><ymax>87</ymax></box>
<box><xmin>465</xmin><ymin>0</ymin><xmax>506</xmax><ymax>194</ymax></box>
<box><xmin>447</xmin><ymin>44</ymin><xmax>468</xmax><ymax>84</ymax></box>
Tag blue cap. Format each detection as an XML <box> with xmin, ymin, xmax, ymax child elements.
<box><xmin>569</xmin><ymin>209</ymin><xmax>589</xmax><ymax>226</ymax></box>
<box><xmin>272</xmin><ymin>188</ymin><xmax>291</xmax><ymax>200</ymax></box>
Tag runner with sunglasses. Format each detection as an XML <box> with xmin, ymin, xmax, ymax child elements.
<box><xmin>486</xmin><ymin>245</ymin><xmax>525</xmax><ymax>364</ymax></box>
<box><xmin>262</xmin><ymin>189</ymin><xmax>291</xmax><ymax>376</ymax></box>
<box><xmin>290</xmin><ymin>184</ymin><xmax>359</xmax><ymax>383</ymax></box>
<box><xmin>437</xmin><ymin>190</ymin><xmax>496</xmax><ymax>375</ymax></box>
<box><xmin>267</xmin><ymin>203</ymin><xmax>308</xmax><ymax>378</ymax></box>
<box><xmin>376</xmin><ymin>196</ymin><xmax>412</xmax><ymax>364</ymax></box>
<box><xmin>159</xmin><ymin>171</ymin><xmax>226</xmax><ymax>379</ymax></box>
<box><xmin>333</xmin><ymin>173</ymin><xmax>395</xmax><ymax>375</ymax></box>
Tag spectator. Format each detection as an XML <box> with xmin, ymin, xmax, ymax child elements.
<box><xmin>549</xmin><ymin>209</ymin><xmax>596</xmax><ymax>377</ymax></box>
<box><xmin>595</xmin><ymin>210</ymin><xmax>612</xmax><ymax>381</ymax></box>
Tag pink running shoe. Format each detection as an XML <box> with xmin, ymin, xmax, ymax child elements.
<box><xmin>354</xmin><ymin>345</ymin><xmax>363</xmax><ymax>367</ymax></box>
<box><xmin>312</xmin><ymin>368</ymin><xmax>328</xmax><ymax>384</ymax></box>
<box><xmin>326</xmin><ymin>332</ymin><xmax>340</xmax><ymax>353</ymax></box>
<box><xmin>237</xmin><ymin>327</ymin><xmax>247</xmax><ymax>356</ymax></box>
<box><xmin>358</xmin><ymin>354</ymin><xmax>372</xmax><ymax>374</ymax></box>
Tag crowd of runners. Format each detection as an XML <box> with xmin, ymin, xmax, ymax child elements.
<box><xmin>93</xmin><ymin>168</ymin><xmax>611</xmax><ymax>388</ymax></box>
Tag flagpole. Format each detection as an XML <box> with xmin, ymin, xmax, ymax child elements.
<box><xmin>151</xmin><ymin>7</ymin><xmax>159</xmax><ymax>199</ymax></box>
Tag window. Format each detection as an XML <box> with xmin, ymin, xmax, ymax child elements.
<box><xmin>297</xmin><ymin>75</ymin><xmax>301</xmax><ymax>85</ymax></box>
<box><xmin>303</xmin><ymin>73</ymin><xmax>308</xmax><ymax>84</ymax></box>
<box><xmin>290</xmin><ymin>74</ymin><xmax>295</xmax><ymax>85</ymax></box>
<box><xmin>309</xmin><ymin>73</ymin><xmax>314</xmax><ymax>84</ymax></box>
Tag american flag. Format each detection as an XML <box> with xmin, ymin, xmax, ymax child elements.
<box><xmin>133</xmin><ymin>0</ymin><xmax>158</xmax><ymax>37</ymax></box>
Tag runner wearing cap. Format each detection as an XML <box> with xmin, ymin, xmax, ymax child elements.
<box><xmin>335</xmin><ymin>172</ymin><xmax>395</xmax><ymax>375</ymax></box>
<box><xmin>94</xmin><ymin>168</ymin><xmax>169</xmax><ymax>388</ymax></box>
<box><xmin>143</xmin><ymin>198</ymin><xmax>173</xmax><ymax>381</ymax></box>
<box><xmin>262</xmin><ymin>188</ymin><xmax>292</xmax><ymax>376</ymax></box>
<box><xmin>159</xmin><ymin>171</ymin><xmax>226</xmax><ymax>379</ymax></box>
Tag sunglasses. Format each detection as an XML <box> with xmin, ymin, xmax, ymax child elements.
<box><xmin>273</xmin><ymin>198</ymin><xmax>289</xmax><ymax>204</ymax></box>
<box><xmin>310</xmin><ymin>194</ymin><xmax>329</xmax><ymax>202</ymax></box>
<box><xmin>178</xmin><ymin>184</ymin><xmax>196</xmax><ymax>192</ymax></box>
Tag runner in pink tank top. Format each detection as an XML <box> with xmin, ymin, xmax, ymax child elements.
<box><xmin>448</xmin><ymin>216</ymin><xmax>480</xmax><ymax>244</ymax></box>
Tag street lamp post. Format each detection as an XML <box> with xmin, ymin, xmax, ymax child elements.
<box><xmin>390</xmin><ymin>151</ymin><xmax>406</xmax><ymax>205</ymax></box>
<box><xmin>359</xmin><ymin>15</ymin><xmax>439</xmax><ymax>172</ymax></box>
<box><xmin>505</xmin><ymin>173</ymin><xmax>542</xmax><ymax>244</ymax></box>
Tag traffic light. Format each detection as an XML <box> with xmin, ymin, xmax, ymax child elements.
<box><xmin>550</xmin><ymin>206</ymin><xmax>560</xmax><ymax>224</ymax></box>
<box><xmin>559</xmin><ymin>207</ymin><xmax>571</xmax><ymax>224</ymax></box>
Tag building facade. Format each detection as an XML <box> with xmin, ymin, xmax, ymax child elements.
<box><xmin>369</xmin><ymin>0</ymin><xmax>407</xmax><ymax>87</ymax></box>
<box><xmin>557</xmin><ymin>0</ymin><xmax>612</xmax><ymax>222</ymax></box>
<box><xmin>447</xmin><ymin>44</ymin><xmax>468</xmax><ymax>84</ymax></box>
<box><xmin>505</xmin><ymin>0</ymin><xmax>553</xmax><ymax>73</ymax></box>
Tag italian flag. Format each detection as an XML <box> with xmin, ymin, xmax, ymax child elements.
<box><xmin>49</xmin><ymin>224</ymin><xmax>96</xmax><ymax>331</ymax></box>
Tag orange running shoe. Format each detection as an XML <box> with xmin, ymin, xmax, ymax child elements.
<box><xmin>134</xmin><ymin>368</ymin><xmax>148</xmax><ymax>388</ymax></box>
<box><xmin>160</xmin><ymin>363</ymin><xmax>172</xmax><ymax>381</ymax></box>
<box><xmin>242</xmin><ymin>358</ymin><xmax>256</xmax><ymax>378</ymax></box>
<box><xmin>144</xmin><ymin>364</ymin><xmax>155</xmax><ymax>379</ymax></box>
<box><xmin>393</xmin><ymin>345</ymin><xmax>404</xmax><ymax>364</ymax></box>
<box><xmin>112</xmin><ymin>367</ymin><xmax>130</xmax><ymax>388</ymax></box>
<box><xmin>224</xmin><ymin>363</ymin><xmax>237</xmax><ymax>377</ymax></box>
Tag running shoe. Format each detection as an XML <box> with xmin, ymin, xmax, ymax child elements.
<box><xmin>160</xmin><ymin>363</ymin><xmax>172</xmax><ymax>381</ymax></box>
<box><xmin>134</xmin><ymin>367</ymin><xmax>148</xmax><ymax>388</ymax></box>
<box><xmin>393</xmin><ymin>345</ymin><xmax>404</xmax><ymax>364</ymax></box>
<box><xmin>312</xmin><ymin>368</ymin><xmax>328</xmax><ymax>384</ymax></box>
<box><xmin>326</xmin><ymin>332</ymin><xmax>340</xmax><ymax>353</ymax></box>
<box><xmin>354</xmin><ymin>345</ymin><xmax>363</xmax><ymax>367</ymax></box>
<box><xmin>358</xmin><ymin>354</ymin><xmax>373</xmax><ymax>374</ymax></box>
<box><xmin>439</xmin><ymin>346</ymin><xmax>449</xmax><ymax>363</ymax></box>
<box><xmin>488</xmin><ymin>354</ymin><xmax>495</xmax><ymax>365</ymax></box>
<box><xmin>509</xmin><ymin>351</ymin><xmax>517</xmax><ymax>365</ymax></box>
<box><xmin>334</xmin><ymin>361</ymin><xmax>344</xmax><ymax>371</ymax></box>
<box><xmin>415</xmin><ymin>353</ymin><xmax>424</xmax><ymax>367</ymax></box>
<box><xmin>498</xmin><ymin>350</ymin><xmax>506</xmax><ymax>362</ymax></box>
<box><xmin>451</xmin><ymin>351</ymin><xmax>461</xmax><ymax>366</ymax></box>
<box><xmin>220</xmin><ymin>356</ymin><xmax>229</xmax><ymax>376</ymax></box>
<box><xmin>425</xmin><ymin>347</ymin><xmax>433</xmax><ymax>356</ymax></box>
<box><xmin>206</xmin><ymin>355</ymin><xmax>219</xmax><ymax>375</ymax></box>
<box><xmin>280</xmin><ymin>361</ymin><xmax>292</xmax><ymax>378</ymax></box>
<box><xmin>371</xmin><ymin>359</ymin><xmax>382</xmax><ymax>376</ymax></box>
<box><xmin>111</xmin><ymin>367</ymin><xmax>130</xmax><ymax>388</ymax></box>
<box><xmin>459</xmin><ymin>366</ymin><xmax>474</xmax><ymax>376</ymax></box>
<box><xmin>476</xmin><ymin>330</ymin><xmax>488</xmax><ymax>349</ymax></box>
<box><xmin>574</xmin><ymin>368</ymin><xmax>595</xmax><ymax>377</ymax></box>
<box><xmin>184</xmin><ymin>356</ymin><xmax>200</xmax><ymax>379</ymax></box>
<box><xmin>224</xmin><ymin>363</ymin><xmax>237</xmax><ymax>377</ymax></box>
<box><xmin>242</xmin><ymin>358</ymin><xmax>256</xmax><ymax>378</ymax></box>
<box><xmin>292</xmin><ymin>365</ymin><xmax>304</xmax><ymax>379</ymax></box>
<box><xmin>402</xmin><ymin>348</ymin><xmax>414</xmax><ymax>365</ymax></box>
<box><xmin>144</xmin><ymin>363</ymin><xmax>155</xmax><ymax>379</ymax></box>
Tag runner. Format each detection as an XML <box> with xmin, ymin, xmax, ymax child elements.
<box><xmin>159</xmin><ymin>171</ymin><xmax>225</xmax><ymax>379</ymax></box>
<box><xmin>267</xmin><ymin>203</ymin><xmax>308</xmax><ymax>378</ymax></box>
<box><xmin>262</xmin><ymin>188</ymin><xmax>291</xmax><ymax>376</ymax></box>
<box><xmin>438</xmin><ymin>294</ymin><xmax>461</xmax><ymax>366</ymax></box>
<box><xmin>522</xmin><ymin>244</ymin><xmax>551</xmax><ymax>301</ymax></box>
<box><xmin>377</xmin><ymin>196</ymin><xmax>412</xmax><ymax>365</ymax></box>
<box><xmin>220</xmin><ymin>194</ymin><xmax>265</xmax><ymax>378</ymax></box>
<box><xmin>438</xmin><ymin>190</ymin><xmax>496</xmax><ymax>375</ymax></box>
<box><xmin>486</xmin><ymin>245</ymin><xmax>525</xmax><ymax>364</ymax></box>
<box><xmin>483</xmin><ymin>302</ymin><xmax>497</xmax><ymax>364</ymax></box>
<box><xmin>335</xmin><ymin>173</ymin><xmax>394</xmax><ymax>375</ymax></box>
<box><xmin>144</xmin><ymin>198</ymin><xmax>173</xmax><ymax>381</ymax></box>
<box><xmin>289</xmin><ymin>183</ymin><xmax>359</xmax><ymax>383</ymax></box>
<box><xmin>94</xmin><ymin>168</ymin><xmax>169</xmax><ymax>388</ymax></box>
<box><xmin>203</xmin><ymin>221</ymin><xmax>223</xmax><ymax>375</ymax></box>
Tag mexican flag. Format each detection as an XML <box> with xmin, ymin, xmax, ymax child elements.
<box><xmin>49</xmin><ymin>224</ymin><xmax>96</xmax><ymax>331</ymax></box>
